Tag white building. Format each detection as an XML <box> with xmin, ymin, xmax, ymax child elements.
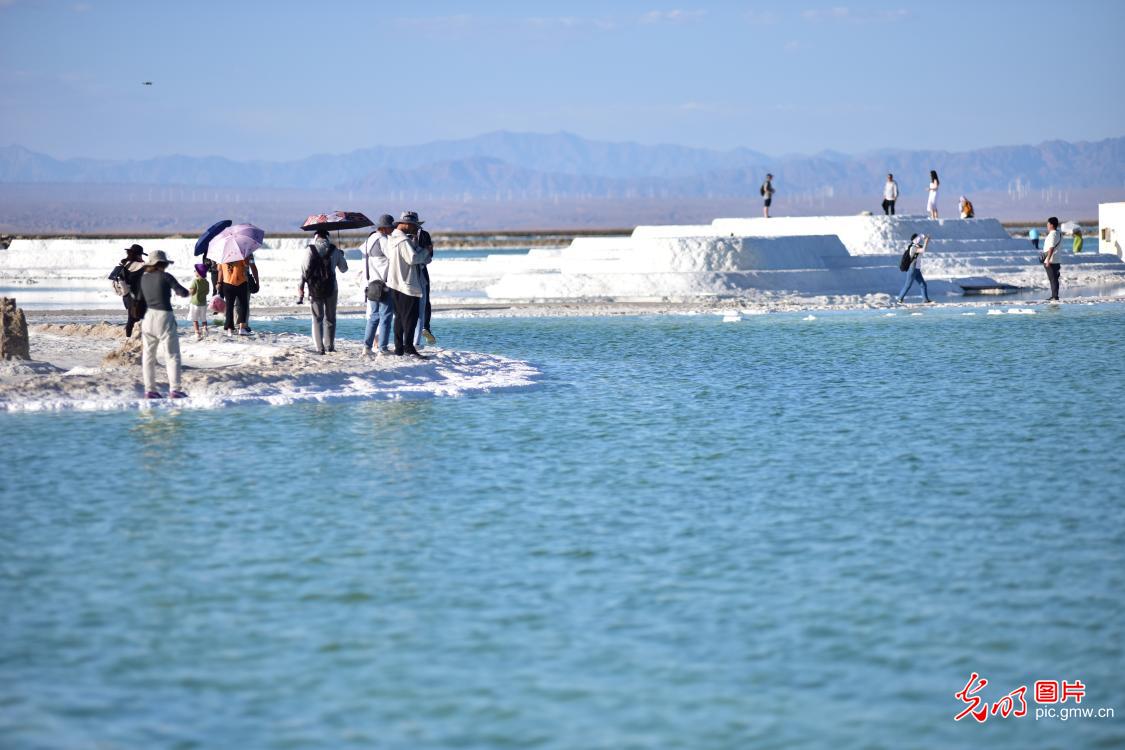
<box><xmin>1099</xmin><ymin>202</ymin><xmax>1125</xmax><ymax>259</ymax></box>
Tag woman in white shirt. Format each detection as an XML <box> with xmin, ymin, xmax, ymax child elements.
<box><xmin>927</xmin><ymin>170</ymin><xmax>940</xmax><ymax>219</ymax></box>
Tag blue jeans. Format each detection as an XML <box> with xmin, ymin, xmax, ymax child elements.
<box><xmin>413</xmin><ymin>265</ymin><xmax>430</xmax><ymax>348</ymax></box>
<box><xmin>364</xmin><ymin>288</ymin><xmax>394</xmax><ymax>351</ymax></box>
<box><xmin>898</xmin><ymin>267</ymin><xmax>930</xmax><ymax>302</ymax></box>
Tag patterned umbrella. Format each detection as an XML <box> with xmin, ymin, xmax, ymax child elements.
<box><xmin>209</xmin><ymin>223</ymin><xmax>265</xmax><ymax>263</ymax></box>
<box><xmin>300</xmin><ymin>211</ymin><xmax>373</xmax><ymax>232</ymax></box>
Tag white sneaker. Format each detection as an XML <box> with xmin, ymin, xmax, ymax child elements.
<box><xmin>225</xmin><ymin>329</ymin><xmax>233</xmax><ymax>337</ymax></box>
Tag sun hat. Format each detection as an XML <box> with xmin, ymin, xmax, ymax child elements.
<box><xmin>397</xmin><ymin>211</ymin><xmax>424</xmax><ymax>226</ymax></box>
<box><xmin>146</xmin><ymin>249</ymin><xmax>174</xmax><ymax>266</ymax></box>
<box><xmin>376</xmin><ymin>213</ymin><xmax>395</xmax><ymax>229</ymax></box>
<box><xmin>125</xmin><ymin>243</ymin><xmax>146</xmax><ymax>256</ymax></box>
<box><xmin>194</xmin><ymin>263</ymin><xmax>208</xmax><ymax>277</ymax></box>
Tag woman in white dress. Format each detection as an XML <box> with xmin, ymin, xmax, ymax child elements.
<box><xmin>927</xmin><ymin>170</ymin><xmax>940</xmax><ymax>219</ymax></box>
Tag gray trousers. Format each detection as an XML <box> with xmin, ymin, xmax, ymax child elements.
<box><xmin>310</xmin><ymin>289</ymin><xmax>338</xmax><ymax>352</ymax></box>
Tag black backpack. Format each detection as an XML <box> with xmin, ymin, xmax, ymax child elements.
<box><xmin>306</xmin><ymin>247</ymin><xmax>336</xmax><ymax>299</ymax></box>
<box><xmin>898</xmin><ymin>242</ymin><xmax>915</xmax><ymax>272</ymax></box>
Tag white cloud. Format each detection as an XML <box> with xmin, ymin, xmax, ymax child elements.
<box><xmin>744</xmin><ymin>10</ymin><xmax>779</xmax><ymax>25</ymax></box>
<box><xmin>801</xmin><ymin>6</ymin><xmax>910</xmax><ymax>23</ymax></box>
<box><xmin>525</xmin><ymin>15</ymin><xmax>618</xmax><ymax>31</ymax></box>
<box><xmin>641</xmin><ymin>9</ymin><xmax>706</xmax><ymax>24</ymax></box>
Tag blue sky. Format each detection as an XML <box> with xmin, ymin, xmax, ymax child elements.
<box><xmin>1</xmin><ymin>0</ymin><xmax>1122</xmax><ymax>160</ymax></box>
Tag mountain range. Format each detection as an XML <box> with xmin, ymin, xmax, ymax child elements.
<box><xmin>2</xmin><ymin>132</ymin><xmax>1123</xmax><ymax>200</ymax></box>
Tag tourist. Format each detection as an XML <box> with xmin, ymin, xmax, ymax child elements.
<box><xmin>927</xmin><ymin>170</ymin><xmax>940</xmax><ymax>219</ymax></box>
<box><xmin>219</xmin><ymin>254</ymin><xmax>258</xmax><ymax>336</ymax></box>
<box><xmin>1073</xmin><ymin>228</ymin><xmax>1084</xmax><ymax>254</ymax></box>
<box><xmin>412</xmin><ymin>218</ymin><xmax>437</xmax><ymax>348</ymax></box>
<box><xmin>298</xmin><ymin>229</ymin><xmax>348</xmax><ymax>354</ymax></box>
<box><xmin>1029</xmin><ymin>227</ymin><xmax>1040</xmax><ymax>250</ymax></box>
<box><xmin>1043</xmin><ymin>216</ymin><xmax>1063</xmax><ymax>302</ymax></box>
<box><xmin>959</xmin><ymin>195</ymin><xmax>975</xmax><ymax>219</ymax></box>
<box><xmin>115</xmin><ymin>243</ymin><xmax>147</xmax><ymax>337</ymax></box>
<box><xmin>187</xmin><ymin>263</ymin><xmax>210</xmax><ymax>340</ymax></box>
<box><xmin>761</xmin><ymin>173</ymin><xmax>775</xmax><ymax>218</ymax></box>
<box><xmin>882</xmin><ymin>174</ymin><xmax>898</xmax><ymax>215</ymax></box>
<box><xmin>386</xmin><ymin>211</ymin><xmax>430</xmax><ymax>358</ymax></box>
<box><xmin>361</xmin><ymin>214</ymin><xmax>396</xmax><ymax>356</ymax></box>
<box><xmin>897</xmin><ymin>233</ymin><xmax>932</xmax><ymax>304</ymax></box>
<box><xmin>138</xmin><ymin>249</ymin><xmax>190</xmax><ymax>399</ymax></box>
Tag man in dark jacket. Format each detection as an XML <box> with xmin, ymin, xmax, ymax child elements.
<box><xmin>117</xmin><ymin>244</ymin><xmax>147</xmax><ymax>337</ymax></box>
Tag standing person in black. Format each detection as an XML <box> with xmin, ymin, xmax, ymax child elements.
<box><xmin>116</xmin><ymin>243</ymin><xmax>147</xmax><ymax>337</ymax></box>
<box><xmin>413</xmin><ymin>223</ymin><xmax>437</xmax><ymax>346</ymax></box>
<box><xmin>385</xmin><ymin>212</ymin><xmax>429</xmax><ymax>359</ymax></box>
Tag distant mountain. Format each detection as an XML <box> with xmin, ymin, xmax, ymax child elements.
<box><xmin>1</xmin><ymin>133</ymin><xmax>1123</xmax><ymax>201</ymax></box>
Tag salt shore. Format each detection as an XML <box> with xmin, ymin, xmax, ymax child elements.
<box><xmin>0</xmin><ymin>322</ymin><xmax>539</xmax><ymax>412</ymax></box>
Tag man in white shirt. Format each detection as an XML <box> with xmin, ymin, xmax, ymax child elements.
<box><xmin>882</xmin><ymin>173</ymin><xmax>898</xmax><ymax>215</ymax></box>
<box><xmin>1042</xmin><ymin>216</ymin><xmax>1063</xmax><ymax>302</ymax></box>
<box><xmin>361</xmin><ymin>214</ymin><xmax>396</xmax><ymax>356</ymax></box>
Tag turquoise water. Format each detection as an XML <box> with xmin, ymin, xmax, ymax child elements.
<box><xmin>3</xmin><ymin>307</ymin><xmax>1124</xmax><ymax>749</ymax></box>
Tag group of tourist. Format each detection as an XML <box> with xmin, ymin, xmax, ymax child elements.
<box><xmin>296</xmin><ymin>211</ymin><xmax>435</xmax><ymax>358</ymax></box>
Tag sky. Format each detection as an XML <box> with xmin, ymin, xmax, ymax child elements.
<box><xmin>1</xmin><ymin>0</ymin><xmax>1123</xmax><ymax>161</ymax></box>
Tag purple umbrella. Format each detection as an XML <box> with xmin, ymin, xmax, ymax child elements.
<box><xmin>209</xmin><ymin>223</ymin><xmax>265</xmax><ymax>263</ymax></box>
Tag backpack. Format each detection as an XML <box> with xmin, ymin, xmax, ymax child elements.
<box><xmin>898</xmin><ymin>242</ymin><xmax>915</xmax><ymax>272</ymax></box>
<box><xmin>108</xmin><ymin>263</ymin><xmax>131</xmax><ymax>296</ymax></box>
<box><xmin>306</xmin><ymin>247</ymin><xmax>336</xmax><ymax>299</ymax></box>
<box><xmin>760</xmin><ymin>183</ymin><xmax>766</xmax><ymax>196</ymax></box>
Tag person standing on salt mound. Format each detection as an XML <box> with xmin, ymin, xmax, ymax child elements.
<box><xmin>760</xmin><ymin>173</ymin><xmax>775</xmax><ymax>218</ymax></box>
<box><xmin>386</xmin><ymin>211</ymin><xmax>430</xmax><ymax>359</ymax></box>
<box><xmin>882</xmin><ymin>174</ymin><xmax>898</xmax><ymax>215</ymax></box>
<box><xmin>927</xmin><ymin>170</ymin><xmax>940</xmax><ymax>218</ymax></box>
<box><xmin>138</xmin><ymin>250</ymin><xmax>190</xmax><ymax>399</ymax></box>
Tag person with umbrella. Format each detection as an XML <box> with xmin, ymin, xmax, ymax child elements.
<box><xmin>297</xmin><ymin>229</ymin><xmax>348</xmax><ymax>354</ymax></box>
<box><xmin>386</xmin><ymin>211</ymin><xmax>430</xmax><ymax>358</ymax></box>
<box><xmin>212</xmin><ymin>224</ymin><xmax>263</xmax><ymax>336</ymax></box>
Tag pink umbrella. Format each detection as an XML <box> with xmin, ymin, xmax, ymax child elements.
<box><xmin>209</xmin><ymin>223</ymin><xmax>265</xmax><ymax>263</ymax></box>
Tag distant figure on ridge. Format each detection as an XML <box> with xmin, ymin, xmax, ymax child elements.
<box><xmin>760</xmin><ymin>173</ymin><xmax>775</xmax><ymax>218</ymax></box>
<box><xmin>959</xmin><ymin>195</ymin><xmax>974</xmax><ymax>219</ymax></box>
<box><xmin>897</xmin><ymin>233</ymin><xmax>933</xmax><ymax>304</ymax></box>
<box><xmin>882</xmin><ymin>173</ymin><xmax>898</xmax><ymax>215</ymax></box>
<box><xmin>138</xmin><ymin>250</ymin><xmax>189</xmax><ymax>399</ymax></box>
<box><xmin>927</xmin><ymin>170</ymin><xmax>940</xmax><ymax>219</ymax></box>
<box><xmin>1042</xmin><ymin>216</ymin><xmax>1063</xmax><ymax>302</ymax></box>
<box><xmin>1029</xmin><ymin>227</ymin><xmax>1040</xmax><ymax>250</ymax></box>
<box><xmin>1073</xmin><ymin>228</ymin><xmax>1084</xmax><ymax>254</ymax></box>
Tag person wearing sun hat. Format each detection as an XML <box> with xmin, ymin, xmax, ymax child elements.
<box><xmin>138</xmin><ymin>249</ymin><xmax>190</xmax><ymax>399</ymax></box>
<box><xmin>360</xmin><ymin>213</ymin><xmax>397</xmax><ymax>356</ymax></box>
<box><xmin>385</xmin><ymin>211</ymin><xmax>430</xmax><ymax>358</ymax></box>
<box><xmin>115</xmin><ymin>243</ymin><xmax>147</xmax><ymax>337</ymax></box>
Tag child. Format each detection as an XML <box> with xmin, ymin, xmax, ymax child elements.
<box><xmin>188</xmin><ymin>263</ymin><xmax>210</xmax><ymax>340</ymax></box>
